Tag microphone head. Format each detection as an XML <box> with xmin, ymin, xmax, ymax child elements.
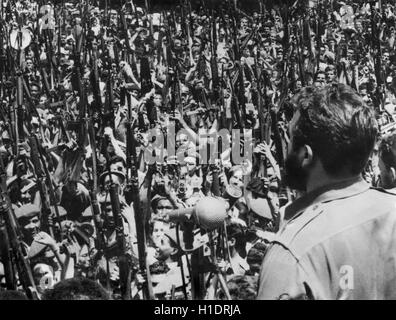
<box><xmin>223</xmin><ymin>185</ymin><xmax>243</xmax><ymax>200</ymax></box>
<box><xmin>195</xmin><ymin>197</ymin><xmax>227</xmax><ymax>230</ymax></box>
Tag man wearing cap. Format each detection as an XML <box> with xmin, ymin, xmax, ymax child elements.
<box><xmin>58</xmin><ymin>179</ymin><xmax>91</xmax><ymax>222</ymax></box>
<box><xmin>144</xmin><ymin>222</ymin><xmax>190</xmax><ymax>298</ymax></box>
<box><xmin>90</xmin><ymin>16</ymin><xmax>101</xmax><ymax>37</ymax></box>
<box><xmin>257</xmin><ymin>84</ymin><xmax>396</xmax><ymax>300</ymax></box>
<box><xmin>95</xmin><ymin>169</ymin><xmax>138</xmax><ymax>290</ymax></box>
<box><xmin>29</xmin><ymin>82</ymin><xmax>41</xmax><ymax>102</ymax></box>
<box><xmin>150</xmin><ymin>194</ymin><xmax>174</xmax><ymax>223</ymax></box>
<box><xmin>25</xmin><ymin>57</ymin><xmax>39</xmax><ymax>82</ymax></box>
<box><xmin>14</xmin><ymin>204</ymin><xmax>42</xmax><ymax>245</ymax></box>
<box><xmin>175</xmin><ymin>131</ymin><xmax>197</xmax><ymax>162</ymax></box>
<box><xmin>13</xmin><ymin>204</ymin><xmax>69</xmax><ymax>281</ymax></box>
<box><xmin>359</xmin><ymin>83</ymin><xmax>372</xmax><ymax>104</ymax></box>
<box><xmin>325</xmin><ymin>65</ymin><xmax>337</xmax><ymax>84</ymax></box>
<box><xmin>8</xmin><ymin>177</ymin><xmax>38</xmax><ymax>207</ymax></box>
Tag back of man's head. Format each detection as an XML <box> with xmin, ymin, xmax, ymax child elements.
<box><xmin>43</xmin><ymin>277</ymin><xmax>110</xmax><ymax>300</ymax></box>
<box><xmin>291</xmin><ymin>84</ymin><xmax>378</xmax><ymax>177</ymax></box>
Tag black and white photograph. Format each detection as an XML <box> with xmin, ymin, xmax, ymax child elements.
<box><xmin>0</xmin><ymin>0</ymin><xmax>394</xmax><ymax>303</ymax></box>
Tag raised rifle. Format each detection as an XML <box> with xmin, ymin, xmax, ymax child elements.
<box><xmin>230</xmin><ymin>3</ymin><xmax>240</xmax><ymax>62</ymax></box>
<box><xmin>164</xmin><ymin>15</ymin><xmax>183</xmax><ymax>118</ymax></box>
<box><xmin>65</xmin><ymin>22</ymin><xmax>89</xmax><ymax>196</ymax></box>
<box><xmin>210</xmin><ymin>10</ymin><xmax>220</xmax><ymax>103</ymax></box>
<box><xmin>236</xmin><ymin>62</ymin><xmax>246</xmax><ymax>128</ymax></box>
<box><xmin>369</xmin><ymin>0</ymin><xmax>385</xmax><ymax>110</ymax></box>
<box><xmin>102</xmin><ymin>46</ymin><xmax>115</xmax><ymax>130</ymax></box>
<box><xmin>119</xmin><ymin>11</ymin><xmax>132</xmax><ymax>64</ymax></box>
<box><xmin>30</xmin><ymin>37</ymin><xmax>52</xmax><ymax>99</ymax></box>
<box><xmin>124</xmin><ymin>91</ymin><xmax>154</xmax><ymax>300</ymax></box>
<box><xmin>0</xmin><ymin>155</ymin><xmax>39</xmax><ymax>299</ymax></box>
<box><xmin>0</xmin><ymin>147</ymin><xmax>15</xmax><ymax>291</ymax></box>
<box><xmin>316</xmin><ymin>2</ymin><xmax>322</xmax><ymax>71</ymax></box>
<box><xmin>90</xmin><ymin>42</ymin><xmax>103</xmax><ymax>125</ymax></box>
<box><xmin>29</xmin><ymin>135</ymin><xmax>55</xmax><ymax>239</ymax></box>
<box><xmin>295</xmin><ymin>22</ymin><xmax>306</xmax><ymax>87</ymax></box>
<box><xmin>252</xmin><ymin>54</ymin><xmax>267</xmax><ymax>178</ymax></box>
<box><xmin>103</xmin><ymin>137</ymin><xmax>133</xmax><ymax>300</ymax></box>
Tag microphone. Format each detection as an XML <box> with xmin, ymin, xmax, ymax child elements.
<box><xmin>168</xmin><ymin>197</ymin><xmax>227</xmax><ymax>230</ymax></box>
<box><xmin>222</xmin><ymin>185</ymin><xmax>243</xmax><ymax>209</ymax></box>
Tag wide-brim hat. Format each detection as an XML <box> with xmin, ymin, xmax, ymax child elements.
<box><xmin>150</xmin><ymin>194</ymin><xmax>168</xmax><ymax>211</ymax></box>
<box><xmin>14</xmin><ymin>204</ymin><xmax>40</xmax><ymax>220</ymax></box>
<box><xmin>99</xmin><ymin>170</ymin><xmax>126</xmax><ymax>186</ymax></box>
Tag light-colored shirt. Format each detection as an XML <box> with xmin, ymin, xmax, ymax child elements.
<box><xmin>257</xmin><ymin>177</ymin><xmax>396</xmax><ymax>300</ymax></box>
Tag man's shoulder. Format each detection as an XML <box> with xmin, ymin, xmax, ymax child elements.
<box><xmin>275</xmin><ymin>187</ymin><xmax>396</xmax><ymax>258</ymax></box>
<box><xmin>372</xmin><ymin>187</ymin><xmax>396</xmax><ymax>196</ymax></box>
<box><xmin>355</xmin><ymin>187</ymin><xmax>396</xmax><ymax>211</ymax></box>
<box><xmin>334</xmin><ymin>187</ymin><xmax>396</xmax><ymax>210</ymax></box>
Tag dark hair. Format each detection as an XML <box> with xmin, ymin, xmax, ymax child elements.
<box><xmin>226</xmin><ymin>222</ymin><xmax>247</xmax><ymax>258</ymax></box>
<box><xmin>149</xmin><ymin>260</ymin><xmax>170</xmax><ymax>275</ymax></box>
<box><xmin>305</xmin><ymin>72</ymin><xmax>313</xmax><ymax>81</ymax></box>
<box><xmin>314</xmin><ymin>71</ymin><xmax>325</xmax><ymax>81</ymax></box>
<box><xmin>291</xmin><ymin>84</ymin><xmax>378</xmax><ymax>176</ymax></box>
<box><xmin>359</xmin><ymin>82</ymin><xmax>368</xmax><ymax>91</ymax></box>
<box><xmin>42</xmin><ymin>277</ymin><xmax>110</xmax><ymax>300</ymax></box>
<box><xmin>247</xmin><ymin>242</ymin><xmax>268</xmax><ymax>275</ymax></box>
<box><xmin>109</xmin><ymin>155</ymin><xmax>126</xmax><ymax>166</ymax></box>
<box><xmin>226</xmin><ymin>165</ymin><xmax>243</xmax><ymax>182</ymax></box>
<box><xmin>165</xmin><ymin>234</ymin><xmax>184</xmax><ymax>261</ymax></box>
<box><xmin>325</xmin><ymin>65</ymin><xmax>335</xmax><ymax>72</ymax></box>
<box><xmin>218</xmin><ymin>275</ymin><xmax>258</xmax><ymax>300</ymax></box>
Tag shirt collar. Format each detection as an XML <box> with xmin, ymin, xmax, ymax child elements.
<box><xmin>284</xmin><ymin>176</ymin><xmax>369</xmax><ymax>222</ymax></box>
<box><xmin>385</xmin><ymin>188</ymin><xmax>396</xmax><ymax>195</ymax></box>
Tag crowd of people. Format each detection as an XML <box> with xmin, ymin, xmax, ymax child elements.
<box><xmin>0</xmin><ymin>0</ymin><xmax>395</xmax><ymax>300</ymax></box>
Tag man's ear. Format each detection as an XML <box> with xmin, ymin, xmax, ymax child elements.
<box><xmin>391</xmin><ymin>167</ymin><xmax>396</xmax><ymax>184</ymax></box>
<box><xmin>300</xmin><ymin>145</ymin><xmax>314</xmax><ymax>168</ymax></box>
<box><xmin>228</xmin><ymin>237</ymin><xmax>236</xmax><ymax>247</ymax></box>
<box><xmin>171</xmin><ymin>247</ymin><xmax>179</xmax><ymax>256</ymax></box>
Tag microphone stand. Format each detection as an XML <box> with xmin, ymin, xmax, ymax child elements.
<box><xmin>169</xmin><ymin>197</ymin><xmax>232</xmax><ymax>300</ymax></box>
<box><xmin>181</xmin><ymin>220</ymin><xmax>205</xmax><ymax>300</ymax></box>
<box><xmin>182</xmin><ymin>223</ymin><xmax>232</xmax><ymax>300</ymax></box>
<box><xmin>191</xmin><ymin>243</ymin><xmax>205</xmax><ymax>300</ymax></box>
<box><xmin>175</xmin><ymin>223</ymin><xmax>189</xmax><ymax>300</ymax></box>
<box><xmin>205</xmin><ymin>226</ymin><xmax>232</xmax><ymax>300</ymax></box>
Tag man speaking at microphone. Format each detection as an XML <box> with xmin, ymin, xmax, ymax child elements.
<box><xmin>257</xmin><ymin>84</ymin><xmax>396</xmax><ymax>300</ymax></box>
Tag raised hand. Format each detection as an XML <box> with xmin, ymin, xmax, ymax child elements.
<box><xmin>33</xmin><ymin>231</ymin><xmax>57</xmax><ymax>250</ymax></box>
